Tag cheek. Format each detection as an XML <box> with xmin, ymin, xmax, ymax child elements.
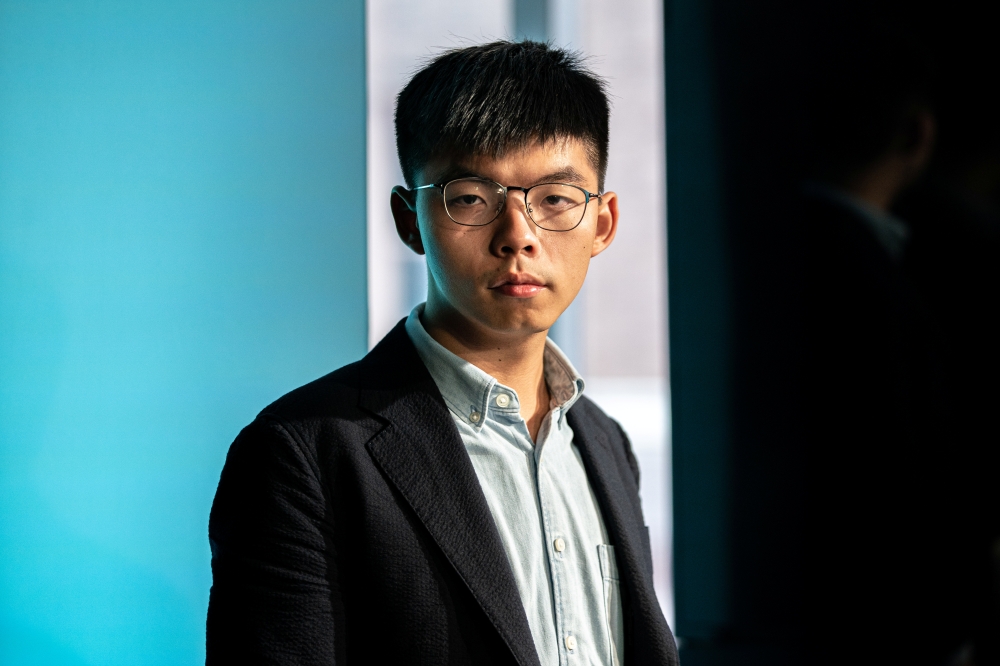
<box><xmin>422</xmin><ymin>223</ymin><xmax>483</xmax><ymax>291</ymax></box>
<box><xmin>549</xmin><ymin>237</ymin><xmax>595</xmax><ymax>294</ymax></box>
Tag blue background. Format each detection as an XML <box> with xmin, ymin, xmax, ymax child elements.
<box><xmin>0</xmin><ymin>1</ymin><xmax>367</xmax><ymax>663</ymax></box>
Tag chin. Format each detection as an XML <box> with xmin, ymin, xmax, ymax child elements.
<box><xmin>480</xmin><ymin>306</ymin><xmax>556</xmax><ymax>336</ymax></box>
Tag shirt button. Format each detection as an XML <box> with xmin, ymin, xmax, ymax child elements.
<box><xmin>565</xmin><ymin>635</ymin><xmax>577</xmax><ymax>651</ymax></box>
<box><xmin>495</xmin><ymin>393</ymin><xmax>511</xmax><ymax>407</ymax></box>
<box><xmin>469</xmin><ymin>411</ymin><xmax>481</xmax><ymax>423</ymax></box>
<box><xmin>553</xmin><ymin>537</ymin><xmax>566</xmax><ymax>552</ymax></box>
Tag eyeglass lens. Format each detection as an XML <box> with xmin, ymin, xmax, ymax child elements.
<box><xmin>442</xmin><ymin>178</ymin><xmax>589</xmax><ymax>230</ymax></box>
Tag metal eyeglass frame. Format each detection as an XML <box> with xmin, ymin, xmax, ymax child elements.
<box><xmin>412</xmin><ymin>177</ymin><xmax>601</xmax><ymax>232</ymax></box>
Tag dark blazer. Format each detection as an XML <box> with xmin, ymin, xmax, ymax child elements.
<box><xmin>207</xmin><ymin>320</ymin><xmax>678</xmax><ymax>665</ymax></box>
<box><xmin>802</xmin><ymin>194</ymin><xmax>953</xmax><ymax>665</ymax></box>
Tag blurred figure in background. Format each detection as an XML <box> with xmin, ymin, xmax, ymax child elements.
<box><xmin>798</xmin><ymin>13</ymin><xmax>993</xmax><ymax>664</ymax></box>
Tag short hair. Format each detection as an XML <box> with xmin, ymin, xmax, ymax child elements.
<box><xmin>394</xmin><ymin>40</ymin><xmax>610</xmax><ymax>191</ymax></box>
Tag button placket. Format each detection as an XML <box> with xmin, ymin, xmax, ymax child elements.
<box><xmin>537</xmin><ymin>461</ymin><xmax>570</xmax><ymax>663</ymax></box>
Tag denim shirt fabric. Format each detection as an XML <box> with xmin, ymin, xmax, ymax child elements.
<box><xmin>406</xmin><ymin>304</ymin><xmax>625</xmax><ymax>666</ymax></box>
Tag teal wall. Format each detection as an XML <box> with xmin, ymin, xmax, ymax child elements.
<box><xmin>0</xmin><ymin>1</ymin><xmax>367</xmax><ymax>663</ymax></box>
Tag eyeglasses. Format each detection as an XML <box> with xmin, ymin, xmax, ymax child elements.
<box><xmin>412</xmin><ymin>177</ymin><xmax>600</xmax><ymax>232</ymax></box>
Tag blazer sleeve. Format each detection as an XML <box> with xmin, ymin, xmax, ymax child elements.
<box><xmin>207</xmin><ymin>416</ymin><xmax>340</xmax><ymax>665</ymax></box>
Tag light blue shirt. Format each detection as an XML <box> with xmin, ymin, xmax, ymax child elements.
<box><xmin>406</xmin><ymin>304</ymin><xmax>625</xmax><ymax>666</ymax></box>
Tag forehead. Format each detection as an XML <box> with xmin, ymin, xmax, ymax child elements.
<box><xmin>421</xmin><ymin>136</ymin><xmax>598</xmax><ymax>188</ymax></box>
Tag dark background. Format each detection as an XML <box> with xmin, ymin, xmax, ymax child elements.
<box><xmin>668</xmin><ymin>0</ymin><xmax>999</xmax><ymax>663</ymax></box>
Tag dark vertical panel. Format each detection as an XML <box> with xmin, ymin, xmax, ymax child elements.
<box><xmin>668</xmin><ymin>0</ymin><xmax>1000</xmax><ymax>662</ymax></box>
<box><xmin>712</xmin><ymin>0</ymin><xmax>806</xmax><ymax>657</ymax></box>
<box><xmin>664</xmin><ymin>0</ymin><xmax>733</xmax><ymax>644</ymax></box>
<box><xmin>667</xmin><ymin>0</ymin><xmax>805</xmax><ymax>662</ymax></box>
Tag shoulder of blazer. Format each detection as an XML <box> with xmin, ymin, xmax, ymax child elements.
<box><xmin>251</xmin><ymin>319</ymin><xmax>434</xmax><ymax>449</ymax></box>
<box><xmin>568</xmin><ymin>395</ymin><xmax>641</xmax><ymax>487</ymax></box>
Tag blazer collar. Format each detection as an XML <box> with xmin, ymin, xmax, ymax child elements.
<box><xmin>357</xmin><ymin>320</ymin><xmax>541</xmax><ymax>666</ymax></box>
<box><xmin>566</xmin><ymin>404</ymin><xmax>678</xmax><ymax>664</ymax></box>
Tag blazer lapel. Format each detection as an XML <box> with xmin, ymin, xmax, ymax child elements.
<box><xmin>567</xmin><ymin>404</ymin><xmax>678</xmax><ymax>665</ymax></box>
<box><xmin>359</xmin><ymin>323</ymin><xmax>541</xmax><ymax>666</ymax></box>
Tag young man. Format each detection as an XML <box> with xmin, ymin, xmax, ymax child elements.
<box><xmin>207</xmin><ymin>41</ymin><xmax>677</xmax><ymax>666</ymax></box>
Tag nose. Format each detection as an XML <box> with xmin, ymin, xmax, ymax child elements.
<box><xmin>489</xmin><ymin>190</ymin><xmax>540</xmax><ymax>258</ymax></box>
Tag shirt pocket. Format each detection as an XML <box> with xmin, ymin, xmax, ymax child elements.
<box><xmin>598</xmin><ymin>544</ymin><xmax>625</xmax><ymax>666</ymax></box>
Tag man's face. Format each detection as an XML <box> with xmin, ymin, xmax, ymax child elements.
<box><xmin>391</xmin><ymin>137</ymin><xmax>618</xmax><ymax>341</ymax></box>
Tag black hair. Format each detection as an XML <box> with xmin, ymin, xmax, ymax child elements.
<box><xmin>394</xmin><ymin>40</ymin><xmax>610</xmax><ymax>190</ymax></box>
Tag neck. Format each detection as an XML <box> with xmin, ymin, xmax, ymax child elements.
<box><xmin>421</xmin><ymin>302</ymin><xmax>551</xmax><ymax>440</ymax></box>
<box><xmin>839</xmin><ymin>155</ymin><xmax>913</xmax><ymax>213</ymax></box>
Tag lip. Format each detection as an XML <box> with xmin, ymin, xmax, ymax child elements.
<box><xmin>488</xmin><ymin>272</ymin><xmax>547</xmax><ymax>298</ymax></box>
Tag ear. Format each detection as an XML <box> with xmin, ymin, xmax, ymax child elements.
<box><xmin>905</xmin><ymin>109</ymin><xmax>936</xmax><ymax>173</ymax></box>
<box><xmin>590</xmin><ymin>191</ymin><xmax>619</xmax><ymax>258</ymax></box>
<box><xmin>391</xmin><ymin>186</ymin><xmax>425</xmax><ymax>255</ymax></box>
<box><xmin>894</xmin><ymin>109</ymin><xmax>936</xmax><ymax>187</ymax></box>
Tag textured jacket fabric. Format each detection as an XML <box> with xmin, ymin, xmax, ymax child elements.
<box><xmin>206</xmin><ymin>320</ymin><xmax>678</xmax><ymax>666</ymax></box>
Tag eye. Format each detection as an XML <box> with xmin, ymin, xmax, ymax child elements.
<box><xmin>537</xmin><ymin>193</ymin><xmax>582</xmax><ymax>211</ymax></box>
<box><xmin>543</xmin><ymin>194</ymin><xmax>573</xmax><ymax>207</ymax></box>
<box><xmin>447</xmin><ymin>194</ymin><xmax>487</xmax><ymax>208</ymax></box>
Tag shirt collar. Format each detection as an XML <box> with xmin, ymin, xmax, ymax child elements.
<box><xmin>803</xmin><ymin>181</ymin><xmax>911</xmax><ymax>262</ymax></box>
<box><xmin>405</xmin><ymin>303</ymin><xmax>585</xmax><ymax>429</ymax></box>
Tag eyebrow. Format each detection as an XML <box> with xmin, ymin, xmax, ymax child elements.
<box><xmin>428</xmin><ymin>165</ymin><xmax>480</xmax><ymax>184</ymax></box>
<box><xmin>535</xmin><ymin>167</ymin><xmax>590</xmax><ymax>186</ymax></box>
<box><xmin>427</xmin><ymin>164</ymin><xmax>591</xmax><ymax>188</ymax></box>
